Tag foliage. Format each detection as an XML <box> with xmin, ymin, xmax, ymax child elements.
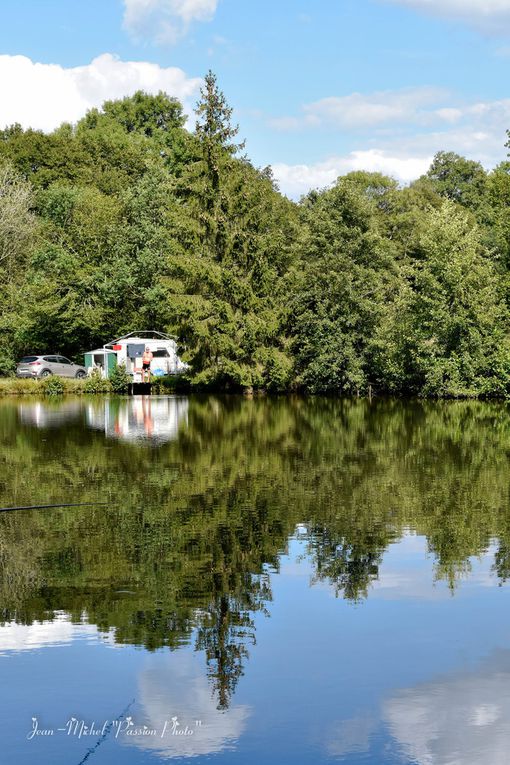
<box><xmin>165</xmin><ymin>71</ymin><xmax>296</xmax><ymax>390</ymax></box>
<box><xmin>1</xmin><ymin>80</ymin><xmax>510</xmax><ymax>397</ymax></box>
<box><xmin>0</xmin><ymin>377</ymin><xmax>111</xmax><ymax>396</ymax></box>
<box><xmin>83</xmin><ymin>369</ymin><xmax>112</xmax><ymax>394</ymax></box>
<box><xmin>370</xmin><ymin>201</ymin><xmax>509</xmax><ymax>396</ymax></box>
<box><xmin>287</xmin><ymin>176</ymin><xmax>399</xmax><ymax>394</ymax></box>
<box><xmin>150</xmin><ymin>374</ymin><xmax>190</xmax><ymax>393</ymax></box>
<box><xmin>108</xmin><ymin>363</ymin><xmax>131</xmax><ymax>394</ymax></box>
<box><xmin>420</xmin><ymin>150</ymin><xmax>488</xmax><ymax>211</ymax></box>
<box><xmin>0</xmin><ymin>378</ymin><xmax>44</xmax><ymax>396</ymax></box>
<box><xmin>40</xmin><ymin>375</ymin><xmax>65</xmax><ymax>395</ymax></box>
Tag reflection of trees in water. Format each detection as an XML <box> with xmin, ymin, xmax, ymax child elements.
<box><xmin>197</xmin><ymin>592</ymin><xmax>254</xmax><ymax>711</ymax></box>
<box><xmin>309</xmin><ymin>526</ymin><xmax>386</xmax><ymax>602</ymax></box>
<box><xmin>1</xmin><ymin>396</ymin><xmax>510</xmax><ymax>705</ymax></box>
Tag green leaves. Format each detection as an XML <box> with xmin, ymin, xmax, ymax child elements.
<box><xmin>1</xmin><ymin>87</ymin><xmax>510</xmax><ymax>397</ymax></box>
<box><xmin>288</xmin><ymin>174</ymin><xmax>399</xmax><ymax>394</ymax></box>
<box><xmin>372</xmin><ymin>201</ymin><xmax>509</xmax><ymax>396</ymax></box>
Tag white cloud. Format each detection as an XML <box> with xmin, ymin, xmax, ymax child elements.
<box><xmin>269</xmin><ymin>87</ymin><xmax>510</xmax><ymax>196</ymax></box>
<box><xmin>384</xmin><ymin>0</ymin><xmax>510</xmax><ymax>33</ymax></box>
<box><xmin>272</xmin><ymin>151</ymin><xmax>432</xmax><ymax>198</ymax></box>
<box><xmin>435</xmin><ymin>107</ymin><xmax>463</xmax><ymax>123</ymax></box>
<box><xmin>0</xmin><ymin>53</ymin><xmax>201</xmax><ymax>132</ymax></box>
<box><xmin>269</xmin><ymin>87</ymin><xmax>498</xmax><ymax>133</ymax></box>
<box><xmin>300</xmin><ymin>87</ymin><xmax>447</xmax><ymax>130</ymax></box>
<box><xmin>270</xmin><ymin>87</ymin><xmax>510</xmax><ymax>142</ymax></box>
<box><xmin>123</xmin><ymin>0</ymin><xmax>219</xmax><ymax>44</ymax></box>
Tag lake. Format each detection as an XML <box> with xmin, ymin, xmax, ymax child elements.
<box><xmin>1</xmin><ymin>394</ymin><xmax>510</xmax><ymax>765</ymax></box>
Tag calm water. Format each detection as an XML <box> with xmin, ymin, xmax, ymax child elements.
<box><xmin>1</xmin><ymin>395</ymin><xmax>510</xmax><ymax>765</ymax></box>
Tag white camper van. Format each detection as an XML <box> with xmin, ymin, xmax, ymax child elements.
<box><xmin>85</xmin><ymin>331</ymin><xmax>188</xmax><ymax>381</ymax></box>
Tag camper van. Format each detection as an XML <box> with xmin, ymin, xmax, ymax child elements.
<box><xmin>84</xmin><ymin>331</ymin><xmax>188</xmax><ymax>381</ymax></box>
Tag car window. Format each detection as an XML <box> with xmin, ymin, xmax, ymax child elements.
<box><xmin>58</xmin><ymin>357</ymin><xmax>72</xmax><ymax>364</ymax></box>
<box><xmin>20</xmin><ymin>356</ymin><xmax>39</xmax><ymax>363</ymax></box>
<box><xmin>43</xmin><ymin>356</ymin><xmax>58</xmax><ymax>362</ymax></box>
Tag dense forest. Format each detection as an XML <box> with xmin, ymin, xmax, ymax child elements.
<box><xmin>1</xmin><ymin>71</ymin><xmax>510</xmax><ymax>397</ymax></box>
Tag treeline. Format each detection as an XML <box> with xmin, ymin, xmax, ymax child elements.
<box><xmin>1</xmin><ymin>72</ymin><xmax>510</xmax><ymax>396</ymax></box>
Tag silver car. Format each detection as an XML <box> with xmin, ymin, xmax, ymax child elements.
<box><xmin>16</xmin><ymin>355</ymin><xmax>88</xmax><ymax>379</ymax></box>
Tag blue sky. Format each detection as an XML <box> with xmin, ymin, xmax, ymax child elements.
<box><xmin>1</xmin><ymin>0</ymin><xmax>510</xmax><ymax>196</ymax></box>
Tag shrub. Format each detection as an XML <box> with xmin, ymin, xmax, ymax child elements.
<box><xmin>63</xmin><ymin>379</ymin><xmax>88</xmax><ymax>395</ymax></box>
<box><xmin>151</xmin><ymin>374</ymin><xmax>190</xmax><ymax>394</ymax></box>
<box><xmin>40</xmin><ymin>375</ymin><xmax>65</xmax><ymax>396</ymax></box>
<box><xmin>109</xmin><ymin>364</ymin><xmax>131</xmax><ymax>394</ymax></box>
<box><xmin>0</xmin><ymin>351</ymin><xmax>16</xmax><ymax>377</ymax></box>
<box><xmin>84</xmin><ymin>369</ymin><xmax>112</xmax><ymax>394</ymax></box>
<box><xmin>258</xmin><ymin>348</ymin><xmax>293</xmax><ymax>392</ymax></box>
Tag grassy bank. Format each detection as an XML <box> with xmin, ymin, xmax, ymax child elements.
<box><xmin>0</xmin><ymin>377</ymin><xmax>87</xmax><ymax>396</ymax></box>
<box><xmin>0</xmin><ymin>374</ymin><xmax>187</xmax><ymax>396</ymax></box>
<box><xmin>0</xmin><ymin>375</ymin><xmax>507</xmax><ymax>399</ymax></box>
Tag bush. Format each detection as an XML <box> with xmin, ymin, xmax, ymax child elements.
<box><xmin>151</xmin><ymin>374</ymin><xmax>190</xmax><ymax>394</ymax></box>
<box><xmin>258</xmin><ymin>348</ymin><xmax>293</xmax><ymax>392</ymax></box>
<box><xmin>0</xmin><ymin>350</ymin><xmax>16</xmax><ymax>377</ymax></box>
<box><xmin>109</xmin><ymin>364</ymin><xmax>131</xmax><ymax>394</ymax></box>
<box><xmin>84</xmin><ymin>369</ymin><xmax>112</xmax><ymax>394</ymax></box>
<box><xmin>40</xmin><ymin>375</ymin><xmax>65</xmax><ymax>396</ymax></box>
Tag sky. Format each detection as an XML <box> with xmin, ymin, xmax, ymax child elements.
<box><xmin>1</xmin><ymin>0</ymin><xmax>510</xmax><ymax>197</ymax></box>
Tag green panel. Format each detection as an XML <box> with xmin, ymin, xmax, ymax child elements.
<box><xmin>107</xmin><ymin>353</ymin><xmax>117</xmax><ymax>373</ymax></box>
<box><xmin>84</xmin><ymin>353</ymin><xmax>93</xmax><ymax>368</ymax></box>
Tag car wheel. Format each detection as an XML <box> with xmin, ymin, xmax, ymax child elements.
<box><xmin>75</xmin><ymin>371</ymin><xmax>86</xmax><ymax>379</ymax></box>
<box><xmin>40</xmin><ymin>370</ymin><xmax>52</xmax><ymax>378</ymax></box>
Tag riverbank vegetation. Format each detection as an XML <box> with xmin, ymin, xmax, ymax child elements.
<box><xmin>2</xmin><ymin>72</ymin><xmax>510</xmax><ymax>397</ymax></box>
<box><xmin>0</xmin><ymin>373</ymin><xmax>184</xmax><ymax>396</ymax></box>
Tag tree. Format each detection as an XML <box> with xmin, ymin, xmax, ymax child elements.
<box><xmin>187</xmin><ymin>69</ymin><xmax>244</xmax><ymax>262</ymax></box>
<box><xmin>287</xmin><ymin>174</ymin><xmax>399</xmax><ymax>394</ymax></box>
<box><xmin>99</xmin><ymin>90</ymin><xmax>185</xmax><ymax>135</ymax></box>
<box><xmin>0</xmin><ymin>163</ymin><xmax>38</xmax><ymax>372</ymax></box>
<box><xmin>485</xmin><ymin>162</ymin><xmax>510</xmax><ymax>271</ymax></box>
<box><xmin>165</xmin><ymin>72</ymin><xmax>296</xmax><ymax>389</ymax></box>
<box><xmin>0</xmin><ymin>162</ymin><xmax>36</xmax><ymax>273</ymax></box>
<box><xmin>372</xmin><ymin>201</ymin><xmax>510</xmax><ymax>396</ymax></box>
<box><xmin>420</xmin><ymin>150</ymin><xmax>488</xmax><ymax>211</ymax></box>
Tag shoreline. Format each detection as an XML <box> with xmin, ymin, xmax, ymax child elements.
<box><xmin>0</xmin><ymin>377</ymin><xmax>508</xmax><ymax>401</ymax></box>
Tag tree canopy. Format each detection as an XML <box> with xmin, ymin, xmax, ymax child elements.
<box><xmin>1</xmin><ymin>77</ymin><xmax>510</xmax><ymax>397</ymax></box>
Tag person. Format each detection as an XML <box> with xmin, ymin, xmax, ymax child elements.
<box><xmin>141</xmin><ymin>346</ymin><xmax>153</xmax><ymax>382</ymax></box>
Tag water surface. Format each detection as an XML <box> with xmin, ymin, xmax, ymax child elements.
<box><xmin>1</xmin><ymin>395</ymin><xmax>510</xmax><ymax>764</ymax></box>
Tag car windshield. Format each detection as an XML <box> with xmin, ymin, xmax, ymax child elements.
<box><xmin>19</xmin><ymin>356</ymin><xmax>39</xmax><ymax>363</ymax></box>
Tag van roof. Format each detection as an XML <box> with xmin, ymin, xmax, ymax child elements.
<box><xmin>105</xmin><ymin>330</ymin><xmax>176</xmax><ymax>346</ymax></box>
